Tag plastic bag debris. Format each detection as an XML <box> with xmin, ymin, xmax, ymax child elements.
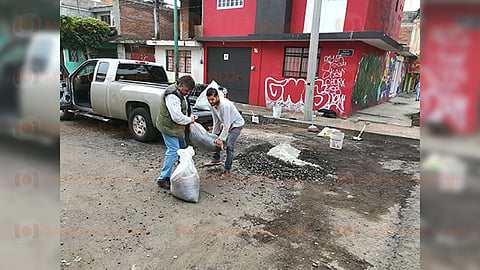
<box><xmin>318</xmin><ymin>127</ymin><xmax>340</xmax><ymax>138</ymax></box>
<box><xmin>170</xmin><ymin>146</ymin><xmax>200</xmax><ymax>203</ymax></box>
<box><xmin>189</xmin><ymin>122</ymin><xmax>220</xmax><ymax>152</ymax></box>
<box><xmin>193</xmin><ymin>80</ymin><xmax>225</xmax><ymax>111</ymax></box>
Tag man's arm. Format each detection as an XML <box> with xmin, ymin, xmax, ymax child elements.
<box><xmin>218</xmin><ymin>105</ymin><xmax>232</xmax><ymax>141</ymax></box>
<box><xmin>211</xmin><ymin>108</ymin><xmax>222</xmax><ymax>135</ymax></box>
<box><xmin>165</xmin><ymin>95</ymin><xmax>193</xmax><ymax>125</ymax></box>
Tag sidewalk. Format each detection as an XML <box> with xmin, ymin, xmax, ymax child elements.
<box><xmin>235</xmin><ymin>92</ymin><xmax>420</xmax><ymax>140</ymax></box>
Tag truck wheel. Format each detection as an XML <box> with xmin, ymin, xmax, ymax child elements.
<box><xmin>60</xmin><ymin>109</ymin><xmax>75</xmax><ymax>121</ymax></box>
<box><xmin>128</xmin><ymin>107</ymin><xmax>159</xmax><ymax>142</ymax></box>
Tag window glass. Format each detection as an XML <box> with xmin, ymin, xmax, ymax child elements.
<box><xmin>282</xmin><ymin>47</ymin><xmax>320</xmax><ymax>78</ymax></box>
<box><xmin>166</xmin><ymin>50</ymin><xmax>192</xmax><ymax>73</ymax></box>
<box><xmin>217</xmin><ymin>0</ymin><xmax>244</xmax><ymax>9</ymax></box>
<box><xmin>115</xmin><ymin>63</ymin><xmax>168</xmax><ymax>83</ymax></box>
<box><xmin>95</xmin><ymin>62</ymin><xmax>109</xmax><ymax>82</ymax></box>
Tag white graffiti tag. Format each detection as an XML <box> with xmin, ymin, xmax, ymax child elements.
<box><xmin>264</xmin><ymin>55</ymin><xmax>349</xmax><ymax>115</ymax></box>
<box><xmin>264</xmin><ymin>77</ymin><xmax>306</xmax><ymax>112</ymax></box>
<box><xmin>317</xmin><ymin>55</ymin><xmax>347</xmax><ymax>113</ymax></box>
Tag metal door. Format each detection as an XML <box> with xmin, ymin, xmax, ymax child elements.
<box><xmin>207</xmin><ymin>47</ymin><xmax>251</xmax><ymax>104</ymax></box>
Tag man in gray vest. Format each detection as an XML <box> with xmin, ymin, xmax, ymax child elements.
<box><xmin>206</xmin><ymin>87</ymin><xmax>245</xmax><ymax>179</ymax></box>
<box><xmin>156</xmin><ymin>75</ymin><xmax>195</xmax><ymax>189</ymax></box>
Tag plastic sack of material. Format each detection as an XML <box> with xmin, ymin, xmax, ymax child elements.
<box><xmin>170</xmin><ymin>146</ymin><xmax>200</xmax><ymax>203</ymax></box>
<box><xmin>189</xmin><ymin>122</ymin><xmax>220</xmax><ymax>152</ymax></box>
<box><xmin>193</xmin><ymin>80</ymin><xmax>224</xmax><ymax>111</ymax></box>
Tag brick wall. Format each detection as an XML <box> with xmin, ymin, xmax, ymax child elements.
<box><xmin>398</xmin><ymin>24</ymin><xmax>414</xmax><ymax>47</ymax></box>
<box><xmin>119</xmin><ymin>0</ymin><xmax>154</xmax><ymax>39</ymax></box>
<box><xmin>159</xmin><ymin>7</ymin><xmax>175</xmax><ymax>40</ymax></box>
<box><xmin>119</xmin><ymin>0</ymin><xmax>175</xmax><ymax>40</ymax></box>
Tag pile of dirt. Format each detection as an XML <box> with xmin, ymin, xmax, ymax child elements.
<box><xmin>236</xmin><ymin>143</ymin><xmax>333</xmax><ymax>182</ymax></box>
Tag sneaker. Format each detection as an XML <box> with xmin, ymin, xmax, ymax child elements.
<box><xmin>157</xmin><ymin>178</ymin><xmax>170</xmax><ymax>190</ymax></box>
<box><xmin>221</xmin><ymin>171</ymin><xmax>230</xmax><ymax>179</ymax></box>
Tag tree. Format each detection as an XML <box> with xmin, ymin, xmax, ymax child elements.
<box><xmin>60</xmin><ymin>15</ymin><xmax>110</xmax><ymax>59</ymax></box>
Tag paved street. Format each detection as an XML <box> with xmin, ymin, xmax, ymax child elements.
<box><xmin>60</xmin><ymin>114</ymin><xmax>420</xmax><ymax>269</ymax></box>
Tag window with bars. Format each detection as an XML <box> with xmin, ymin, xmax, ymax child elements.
<box><xmin>68</xmin><ymin>50</ymin><xmax>79</xmax><ymax>62</ymax></box>
<box><xmin>282</xmin><ymin>47</ymin><xmax>320</xmax><ymax>78</ymax></box>
<box><xmin>217</xmin><ymin>0</ymin><xmax>244</xmax><ymax>9</ymax></box>
<box><xmin>166</xmin><ymin>50</ymin><xmax>192</xmax><ymax>73</ymax></box>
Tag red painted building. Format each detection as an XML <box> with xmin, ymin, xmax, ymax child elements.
<box><xmin>198</xmin><ymin>0</ymin><xmax>412</xmax><ymax>116</ymax></box>
<box><xmin>422</xmin><ymin>2</ymin><xmax>480</xmax><ymax>134</ymax></box>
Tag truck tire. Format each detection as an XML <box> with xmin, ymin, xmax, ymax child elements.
<box><xmin>128</xmin><ymin>107</ymin><xmax>159</xmax><ymax>142</ymax></box>
<box><xmin>60</xmin><ymin>109</ymin><xmax>75</xmax><ymax>121</ymax></box>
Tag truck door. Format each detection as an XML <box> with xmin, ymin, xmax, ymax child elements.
<box><xmin>90</xmin><ymin>61</ymin><xmax>111</xmax><ymax>116</ymax></box>
<box><xmin>69</xmin><ymin>60</ymin><xmax>97</xmax><ymax>108</ymax></box>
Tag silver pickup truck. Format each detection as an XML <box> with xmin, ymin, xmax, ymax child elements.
<box><xmin>61</xmin><ymin>59</ymin><xmax>225</xmax><ymax>142</ymax></box>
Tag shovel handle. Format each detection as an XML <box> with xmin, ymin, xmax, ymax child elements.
<box><xmin>357</xmin><ymin>124</ymin><xmax>367</xmax><ymax>137</ymax></box>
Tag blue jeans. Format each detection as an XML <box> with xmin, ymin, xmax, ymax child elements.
<box><xmin>158</xmin><ymin>134</ymin><xmax>187</xmax><ymax>181</ymax></box>
<box><xmin>213</xmin><ymin>126</ymin><xmax>242</xmax><ymax>172</ymax></box>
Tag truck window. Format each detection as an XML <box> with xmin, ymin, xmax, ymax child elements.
<box><xmin>95</xmin><ymin>62</ymin><xmax>109</xmax><ymax>82</ymax></box>
<box><xmin>115</xmin><ymin>64</ymin><xmax>168</xmax><ymax>83</ymax></box>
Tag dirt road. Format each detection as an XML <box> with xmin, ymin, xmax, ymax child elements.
<box><xmin>60</xmin><ymin>116</ymin><xmax>420</xmax><ymax>269</ymax></box>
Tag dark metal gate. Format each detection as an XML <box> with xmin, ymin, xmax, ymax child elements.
<box><xmin>206</xmin><ymin>47</ymin><xmax>251</xmax><ymax>104</ymax></box>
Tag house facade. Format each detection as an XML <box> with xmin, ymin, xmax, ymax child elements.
<box><xmin>198</xmin><ymin>0</ymin><xmax>411</xmax><ymax>116</ymax></box>
<box><xmin>399</xmin><ymin>9</ymin><xmax>420</xmax><ymax>93</ymax></box>
<box><xmin>147</xmin><ymin>40</ymin><xmax>204</xmax><ymax>83</ymax></box>
<box><xmin>60</xmin><ymin>0</ymin><xmax>115</xmax><ymax>73</ymax></box>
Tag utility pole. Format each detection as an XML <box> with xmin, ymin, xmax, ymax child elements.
<box><xmin>174</xmin><ymin>0</ymin><xmax>179</xmax><ymax>80</ymax></box>
<box><xmin>154</xmin><ymin>0</ymin><xmax>160</xmax><ymax>39</ymax></box>
<box><xmin>76</xmin><ymin>0</ymin><xmax>80</xmax><ymax>16</ymax></box>
<box><xmin>303</xmin><ymin>0</ymin><xmax>322</xmax><ymax>122</ymax></box>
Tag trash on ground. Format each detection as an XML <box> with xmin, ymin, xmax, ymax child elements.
<box><xmin>272</xmin><ymin>105</ymin><xmax>282</xmax><ymax>118</ymax></box>
<box><xmin>170</xmin><ymin>146</ymin><xmax>200</xmax><ymax>203</ymax></box>
<box><xmin>250</xmin><ymin>110</ymin><xmax>259</xmax><ymax>124</ymax></box>
<box><xmin>318</xmin><ymin>127</ymin><xmax>340</xmax><ymax>138</ymax></box>
<box><xmin>329</xmin><ymin>132</ymin><xmax>345</xmax><ymax>150</ymax></box>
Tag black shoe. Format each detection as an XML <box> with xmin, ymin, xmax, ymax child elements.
<box><xmin>157</xmin><ymin>178</ymin><xmax>170</xmax><ymax>190</ymax></box>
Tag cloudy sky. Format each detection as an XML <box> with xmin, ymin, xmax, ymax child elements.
<box><xmin>404</xmin><ymin>0</ymin><xmax>421</xmax><ymax>11</ymax></box>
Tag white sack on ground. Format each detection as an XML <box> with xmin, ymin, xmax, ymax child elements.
<box><xmin>170</xmin><ymin>146</ymin><xmax>200</xmax><ymax>203</ymax></box>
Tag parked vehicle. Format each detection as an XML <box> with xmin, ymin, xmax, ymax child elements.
<box><xmin>0</xmin><ymin>32</ymin><xmax>59</xmax><ymax>144</ymax></box>
<box><xmin>61</xmin><ymin>58</ymin><xmax>227</xmax><ymax>142</ymax></box>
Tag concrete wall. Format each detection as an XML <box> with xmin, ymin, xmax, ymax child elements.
<box><xmin>154</xmin><ymin>45</ymin><xmax>204</xmax><ymax>83</ymax></box>
<box><xmin>60</xmin><ymin>0</ymin><xmax>110</xmax><ymax>17</ymax></box>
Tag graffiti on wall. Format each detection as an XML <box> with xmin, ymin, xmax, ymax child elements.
<box><xmin>381</xmin><ymin>51</ymin><xmax>395</xmax><ymax>99</ymax></box>
<box><xmin>351</xmin><ymin>54</ymin><xmax>383</xmax><ymax>109</ymax></box>
<box><xmin>265</xmin><ymin>54</ymin><xmax>348</xmax><ymax>115</ymax></box>
<box><xmin>319</xmin><ymin>55</ymin><xmax>348</xmax><ymax>113</ymax></box>
<box><xmin>351</xmin><ymin>51</ymin><xmax>405</xmax><ymax>110</ymax></box>
<box><xmin>422</xmin><ymin>26</ymin><xmax>470</xmax><ymax>132</ymax></box>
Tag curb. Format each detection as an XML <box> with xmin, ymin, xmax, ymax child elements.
<box><xmin>240</xmin><ymin>111</ymin><xmax>420</xmax><ymax>141</ymax></box>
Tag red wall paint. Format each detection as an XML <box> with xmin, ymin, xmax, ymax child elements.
<box><xmin>421</xmin><ymin>4</ymin><xmax>480</xmax><ymax>134</ymax></box>
<box><xmin>256</xmin><ymin>41</ymin><xmax>363</xmax><ymax>116</ymax></box>
<box><xmin>343</xmin><ymin>0</ymin><xmax>369</xmax><ymax>32</ymax></box>
<box><xmin>364</xmin><ymin>0</ymin><xmax>405</xmax><ymax>40</ymax></box>
<box><xmin>202</xmin><ymin>41</ymin><xmax>260</xmax><ymax>105</ymax></box>
<box><xmin>203</xmin><ymin>41</ymin><xmax>405</xmax><ymax>117</ymax></box>
<box><xmin>290</xmin><ymin>0</ymin><xmax>308</xmax><ymax>33</ymax></box>
<box><xmin>203</xmin><ymin>0</ymin><xmax>257</xmax><ymax>37</ymax></box>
